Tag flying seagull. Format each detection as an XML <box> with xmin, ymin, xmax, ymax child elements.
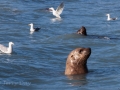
<box><xmin>106</xmin><ymin>14</ymin><xmax>117</xmax><ymax>21</ymax></box>
<box><xmin>49</xmin><ymin>2</ymin><xmax>64</xmax><ymax>18</ymax></box>
<box><xmin>0</xmin><ymin>42</ymin><xmax>14</xmax><ymax>54</ymax></box>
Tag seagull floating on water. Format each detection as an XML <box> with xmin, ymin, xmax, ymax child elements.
<box><xmin>0</xmin><ymin>42</ymin><xmax>14</xmax><ymax>54</ymax></box>
<box><xmin>106</xmin><ymin>14</ymin><xmax>117</xmax><ymax>21</ymax></box>
<box><xmin>49</xmin><ymin>2</ymin><xmax>64</xmax><ymax>18</ymax></box>
<box><xmin>28</xmin><ymin>23</ymin><xmax>41</xmax><ymax>33</ymax></box>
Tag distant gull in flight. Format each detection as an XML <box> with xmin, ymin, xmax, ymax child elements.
<box><xmin>49</xmin><ymin>2</ymin><xmax>64</xmax><ymax>18</ymax></box>
<box><xmin>0</xmin><ymin>42</ymin><xmax>14</xmax><ymax>54</ymax></box>
<box><xmin>106</xmin><ymin>14</ymin><xmax>117</xmax><ymax>21</ymax></box>
<box><xmin>28</xmin><ymin>23</ymin><xmax>41</xmax><ymax>34</ymax></box>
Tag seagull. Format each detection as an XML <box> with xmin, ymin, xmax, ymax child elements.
<box><xmin>106</xmin><ymin>14</ymin><xmax>117</xmax><ymax>21</ymax></box>
<box><xmin>28</xmin><ymin>23</ymin><xmax>41</xmax><ymax>33</ymax></box>
<box><xmin>49</xmin><ymin>2</ymin><xmax>64</xmax><ymax>18</ymax></box>
<box><xmin>0</xmin><ymin>42</ymin><xmax>14</xmax><ymax>54</ymax></box>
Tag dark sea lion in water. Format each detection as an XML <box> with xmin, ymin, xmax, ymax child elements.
<box><xmin>65</xmin><ymin>47</ymin><xmax>91</xmax><ymax>75</ymax></box>
<box><xmin>77</xmin><ymin>26</ymin><xmax>87</xmax><ymax>36</ymax></box>
<box><xmin>76</xmin><ymin>26</ymin><xmax>120</xmax><ymax>40</ymax></box>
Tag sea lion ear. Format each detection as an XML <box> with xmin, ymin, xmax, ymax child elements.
<box><xmin>71</xmin><ymin>55</ymin><xmax>73</xmax><ymax>57</ymax></box>
<box><xmin>71</xmin><ymin>55</ymin><xmax>75</xmax><ymax>60</ymax></box>
<box><xmin>70</xmin><ymin>55</ymin><xmax>76</xmax><ymax>63</ymax></box>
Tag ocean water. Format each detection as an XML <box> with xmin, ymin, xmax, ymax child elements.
<box><xmin>0</xmin><ymin>0</ymin><xmax>120</xmax><ymax>90</ymax></box>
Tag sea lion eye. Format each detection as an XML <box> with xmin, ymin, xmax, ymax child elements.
<box><xmin>71</xmin><ymin>55</ymin><xmax>73</xmax><ymax>57</ymax></box>
<box><xmin>79</xmin><ymin>50</ymin><xmax>83</xmax><ymax>53</ymax></box>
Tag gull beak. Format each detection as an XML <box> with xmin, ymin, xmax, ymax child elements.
<box><xmin>48</xmin><ymin>8</ymin><xmax>53</xmax><ymax>12</ymax></box>
<box><xmin>106</xmin><ymin>14</ymin><xmax>108</xmax><ymax>16</ymax></box>
<box><xmin>45</xmin><ymin>8</ymin><xmax>49</xmax><ymax>10</ymax></box>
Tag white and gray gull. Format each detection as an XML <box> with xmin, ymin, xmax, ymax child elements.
<box><xmin>28</xmin><ymin>23</ymin><xmax>41</xmax><ymax>33</ymax></box>
<box><xmin>106</xmin><ymin>14</ymin><xmax>117</xmax><ymax>21</ymax></box>
<box><xmin>49</xmin><ymin>2</ymin><xmax>64</xmax><ymax>18</ymax></box>
<box><xmin>0</xmin><ymin>42</ymin><xmax>14</xmax><ymax>54</ymax></box>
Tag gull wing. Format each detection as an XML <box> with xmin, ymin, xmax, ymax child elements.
<box><xmin>0</xmin><ymin>44</ymin><xmax>8</xmax><ymax>53</ymax></box>
<box><xmin>56</xmin><ymin>2</ymin><xmax>64</xmax><ymax>15</ymax></box>
<box><xmin>34</xmin><ymin>27</ymin><xmax>41</xmax><ymax>31</ymax></box>
<box><xmin>112</xmin><ymin>17</ymin><xmax>117</xmax><ymax>20</ymax></box>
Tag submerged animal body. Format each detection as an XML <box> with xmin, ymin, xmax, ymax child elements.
<box><xmin>49</xmin><ymin>2</ymin><xmax>64</xmax><ymax>18</ymax></box>
<box><xmin>65</xmin><ymin>47</ymin><xmax>91</xmax><ymax>75</ymax></box>
<box><xmin>76</xmin><ymin>26</ymin><xmax>120</xmax><ymax>40</ymax></box>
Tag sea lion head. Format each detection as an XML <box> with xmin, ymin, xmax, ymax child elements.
<box><xmin>77</xmin><ymin>26</ymin><xmax>87</xmax><ymax>36</ymax></box>
<box><xmin>65</xmin><ymin>47</ymin><xmax>91</xmax><ymax>75</ymax></box>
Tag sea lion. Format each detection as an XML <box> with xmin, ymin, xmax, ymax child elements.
<box><xmin>76</xmin><ymin>26</ymin><xmax>114</xmax><ymax>40</ymax></box>
<box><xmin>65</xmin><ymin>47</ymin><xmax>91</xmax><ymax>75</ymax></box>
<box><xmin>77</xmin><ymin>26</ymin><xmax>87</xmax><ymax>36</ymax></box>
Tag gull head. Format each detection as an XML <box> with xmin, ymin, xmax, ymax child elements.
<box><xmin>28</xmin><ymin>23</ymin><xmax>33</xmax><ymax>26</ymax></box>
<box><xmin>106</xmin><ymin>14</ymin><xmax>110</xmax><ymax>16</ymax></box>
<box><xmin>9</xmin><ymin>42</ymin><xmax>14</xmax><ymax>45</ymax></box>
<box><xmin>49</xmin><ymin>7</ymin><xmax>54</xmax><ymax>12</ymax></box>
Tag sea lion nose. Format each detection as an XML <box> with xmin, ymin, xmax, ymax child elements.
<box><xmin>86</xmin><ymin>48</ymin><xmax>91</xmax><ymax>52</ymax></box>
<box><xmin>83</xmin><ymin>48</ymin><xmax>91</xmax><ymax>55</ymax></box>
<box><xmin>87</xmin><ymin>48</ymin><xmax>91</xmax><ymax>51</ymax></box>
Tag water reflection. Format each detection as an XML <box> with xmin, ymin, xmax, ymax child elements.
<box><xmin>66</xmin><ymin>74</ymin><xmax>88</xmax><ymax>86</ymax></box>
<box><xmin>30</xmin><ymin>31</ymin><xmax>34</xmax><ymax>34</ymax></box>
<box><xmin>51</xmin><ymin>18</ymin><xmax>62</xmax><ymax>23</ymax></box>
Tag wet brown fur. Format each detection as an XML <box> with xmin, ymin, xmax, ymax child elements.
<box><xmin>77</xmin><ymin>26</ymin><xmax>87</xmax><ymax>36</ymax></box>
<box><xmin>65</xmin><ymin>48</ymin><xmax>91</xmax><ymax>75</ymax></box>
